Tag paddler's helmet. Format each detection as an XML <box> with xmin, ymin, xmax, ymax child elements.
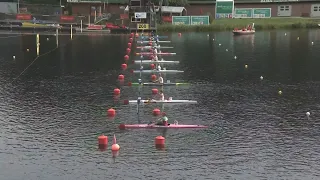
<box><xmin>162</xmin><ymin>112</ymin><xmax>166</xmax><ymax>116</ymax></box>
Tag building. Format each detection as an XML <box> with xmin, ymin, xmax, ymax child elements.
<box><xmin>67</xmin><ymin>0</ymin><xmax>320</xmax><ymax>24</ymax></box>
<box><xmin>186</xmin><ymin>0</ymin><xmax>320</xmax><ymax>18</ymax></box>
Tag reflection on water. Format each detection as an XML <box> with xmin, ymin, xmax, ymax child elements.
<box><xmin>0</xmin><ymin>30</ymin><xmax>320</xmax><ymax>179</ymax></box>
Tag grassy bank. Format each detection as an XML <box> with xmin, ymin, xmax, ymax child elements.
<box><xmin>157</xmin><ymin>18</ymin><xmax>320</xmax><ymax>32</ymax></box>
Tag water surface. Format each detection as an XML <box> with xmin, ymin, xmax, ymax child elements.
<box><xmin>0</xmin><ymin>30</ymin><xmax>320</xmax><ymax>180</ymax></box>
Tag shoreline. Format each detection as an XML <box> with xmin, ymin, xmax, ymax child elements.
<box><xmin>157</xmin><ymin>18</ymin><xmax>320</xmax><ymax>32</ymax></box>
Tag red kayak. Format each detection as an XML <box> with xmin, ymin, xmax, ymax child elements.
<box><xmin>118</xmin><ymin>123</ymin><xmax>208</xmax><ymax>130</ymax></box>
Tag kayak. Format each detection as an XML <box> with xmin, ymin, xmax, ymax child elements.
<box><xmin>137</xmin><ymin>40</ymin><xmax>171</xmax><ymax>43</ymax></box>
<box><xmin>134</xmin><ymin>60</ymin><xmax>179</xmax><ymax>64</ymax></box>
<box><xmin>119</xmin><ymin>123</ymin><xmax>208</xmax><ymax>129</ymax></box>
<box><xmin>127</xmin><ymin>99</ymin><xmax>197</xmax><ymax>104</ymax></box>
<box><xmin>136</xmin><ymin>52</ymin><xmax>176</xmax><ymax>56</ymax></box>
<box><xmin>138</xmin><ymin>36</ymin><xmax>168</xmax><ymax>39</ymax></box>
<box><xmin>136</xmin><ymin>46</ymin><xmax>174</xmax><ymax>49</ymax></box>
<box><xmin>130</xmin><ymin>82</ymin><xmax>189</xmax><ymax>86</ymax></box>
<box><xmin>132</xmin><ymin>70</ymin><xmax>184</xmax><ymax>74</ymax></box>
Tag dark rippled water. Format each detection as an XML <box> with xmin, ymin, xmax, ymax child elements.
<box><xmin>1</xmin><ymin>30</ymin><xmax>320</xmax><ymax>180</ymax></box>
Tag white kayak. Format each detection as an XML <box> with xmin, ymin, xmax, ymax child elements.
<box><xmin>137</xmin><ymin>40</ymin><xmax>171</xmax><ymax>43</ymax></box>
<box><xmin>134</xmin><ymin>60</ymin><xmax>179</xmax><ymax>64</ymax></box>
<box><xmin>127</xmin><ymin>99</ymin><xmax>197</xmax><ymax>104</ymax></box>
<box><xmin>136</xmin><ymin>46</ymin><xmax>174</xmax><ymax>49</ymax></box>
<box><xmin>133</xmin><ymin>70</ymin><xmax>184</xmax><ymax>74</ymax></box>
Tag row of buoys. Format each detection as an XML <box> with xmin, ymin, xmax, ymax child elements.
<box><xmin>106</xmin><ymin>34</ymin><xmax>134</xmax><ymax>117</ymax></box>
<box><xmin>101</xmin><ymin>34</ymin><xmax>140</xmax><ymax>154</ymax></box>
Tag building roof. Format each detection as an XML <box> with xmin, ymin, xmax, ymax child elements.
<box><xmin>161</xmin><ymin>6</ymin><xmax>186</xmax><ymax>13</ymax></box>
<box><xmin>124</xmin><ymin>6</ymin><xmax>186</xmax><ymax>13</ymax></box>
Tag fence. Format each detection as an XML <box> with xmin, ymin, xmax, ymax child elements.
<box><xmin>0</xmin><ymin>12</ymin><xmax>130</xmax><ymax>25</ymax></box>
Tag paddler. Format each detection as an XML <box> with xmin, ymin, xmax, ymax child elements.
<box><xmin>153</xmin><ymin>46</ymin><xmax>158</xmax><ymax>55</ymax></box>
<box><xmin>153</xmin><ymin>55</ymin><xmax>159</xmax><ymax>61</ymax></box>
<box><xmin>159</xmin><ymin>90</ymin><xmax>165</xmax><ymax>101</ymax></box>
<box><xmin>156</xmin><ymin>64</ymin><xmax>161</xmax><ymax>70</ymax></box>
<box><xmin>153</xmin><ymin>73</ymin><xmax>163</xmax><ymax>84</ymax></box>
<box><xmin>156</xmin><ymin>112</ymin><xmax>169</xmax><ymax>126</ymax></box>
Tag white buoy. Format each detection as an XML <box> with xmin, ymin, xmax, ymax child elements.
<box><xmin>285</xmin><ymin>33</ymin><xmax>287</xmax><ymax>36</ymax></box>
<box><xmin>207</xmin><ymin>34</ymin><xmax>209</xmax><ymax>37</ymax></box>
<box><xmin>226</xmin><ymin>49</ymin><xmax>228</xmax><ymax>51</ymax></box>
<box><xmin>46</xmin><ymin>38</ymin><xmax>49</xmax><ymax>41</ymax></box>
<box><xmin>245</xmin><ymin>64</ymin><xmax>248</xmax><ymax>68</ymax></box>
<box><xmin>218</xmin><ymin>43</ymin><xmax>221</xmax><ymax>46</ymax></box>
<box><xmin>297</xmin><ymin>37</ymin><xmax>300</xmax><ymax>40</ymax></box>
<box><xmin>278</xmin><ymin>90</ymin><xmax>282</xmax><ymax>95</ymax></box>
<box><xmin>234</xmin><ymin>56</ymin><xmax>237</xmax><ymax>59</ymax></box>
<box><xmin>306</xmin><ymin>112</ymin><xmax>310</xmax><ymax>116</ymax></box>
<box><xmin>312</xmin><ymin>42</ymin><xmax>314</xmax><ymax>45</ymax></box>
<box><xmin>13</xmin><ymin>56</ymin><xmax>15</xmax><ymax>59</ymax></box>
<box><xmin>213</xmin><ymin>38</ymin><xmax>215</xmax><ymax>41</ymax></box>
<box><xmin>260</xmin><ymin>76</ymin><xmax>263</xmax><ymax>80</ymax></box>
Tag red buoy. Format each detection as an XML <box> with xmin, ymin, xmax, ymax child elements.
<box><xmin>155</xmin><ymin>136</ymin><xmax>165</xmax><ymax>149</ymax></box>
<box><xmin>126</xmin><ymin>48</ymin><xmax>131</xmax><ymax>55</ymax></box>
<box><xmin>129</xmin><ymin>38</ymin><xmax>133</xmax><ymax>43</ymax></box>
<box><xmin>178</xmin><ymin>33</ymin><xmax>182</xmax><ymax>37</ymax></box>
<box><xmin>123</xmin><ymin>100</ymin><xmax>129</xmax><ymax>105</ymax></box>
<box><xmin>121</xmin><ymin>64</ymin><xmax>127</xmax><ymax>70</ymax></box>
<box><xmin>114</xmin><ymin>88</ymin><xmax>120</xmax><ymax>95</ymax></box>
<box><xmin>107</xmin><ymin>108</ymin><xmax>116</xmax><ymax>117</ymax></box>
<box><xmin>98</xmin><ymin>135</ymin><xmax>108</xmax><ymax>145</ymax></box>
<box><xmin>128</xmin><ymin>42</ymin><xmax>132</xmax><ymax>48</ymax></box>
<box><xmin>150</xmin><ymin>64</ymin><xmax>155</xmax><ymax>69</ymax></box>
<box><xmin>153</xmin><ymin>108</ymin><xmax>161</xmax><ymax>116</ymax></box>
<box><xmin>118</xmin><ymin>74</ymin><xmax>124</xmax><ymax>80</ymax></box>
<box><xmin>148</xmin><ymin>42</ymin><xmax>152</xmax><ymax>46</ymax></box>
<box><xmin>150</xmin><ymin>55</ymin><xmax>154</xmax><ymax>59</ymax></box>
<box><xmin>124</xmin><ymin>55</ymin><xmax>129</xmax><ymax>61</ymax></box>
<box><xmin>130</xmin><ymin>33</ymin><xmax>134</xmax><ymax>37</ymax></box>
<box><xmin>135</xmin><ymin>33</ymin><xmax>139</xmax><ymax>38</ymax></box>
<box><xmin>151</xmin><ymin>74</ymin><xmax>157</xmax><ymax>81</ymax></box>
<box><xmin>152</xmin><ymin>88</ymin><xmax>158</xmax><ymax>95</ymax></box>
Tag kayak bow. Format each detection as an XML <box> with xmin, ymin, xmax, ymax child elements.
<box><xmin>137</xmin><ymin>40</ymin><xmax>171</xmax><ymax>43</ymax></box>
<box><xmin>130</xmin><ymin>82</ymin><xmax>189</xmax><ymax>86</ymax></box>
<box><xmin>127</xmin><ymin>99</ymin><xmax>197</xmax><ymax>104</ymax></box>
<box><xmin>137</xmin><ymin>46</ymin><xmax>174</xmax><ymax>49</ymax></box>
<box><xmin>133</xmin><ymin>70</ymin><xmax>184</xmax><ymax>74</ymax></box>
<box><xmin>119</xmin><ymin>123</ymin><xmax>208</xmax><ymax>129</ymax></box>
<box><xmin>136</xmin><ymin>52</ymin><xmax>176</xmax><ymax>56</ymax></box>
<box><xmin>134</xmin><ymin>60</ymin><xmax>179</xmax><ymax>64</ymax></box>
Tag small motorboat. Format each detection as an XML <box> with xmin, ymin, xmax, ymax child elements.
<box><xmin>233</xmin><ymin>23</ymin><xmax>255</xmax><ymax>35</ymax></box>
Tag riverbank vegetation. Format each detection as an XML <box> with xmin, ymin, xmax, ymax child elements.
<box><xmin>157</xmin><ymin>18</ymin><xmax>320</xmax><ymax>32</ymax></box>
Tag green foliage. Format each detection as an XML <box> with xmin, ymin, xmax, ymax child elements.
<box><xmin>157</xmin><ymin>18</ymin><xmax>320</xmax><ymax>32</ymax></box>
<box><xmin>166</xmin><ymin>0</ymin><xmax>188</xmax><ymax>6</ymax></box>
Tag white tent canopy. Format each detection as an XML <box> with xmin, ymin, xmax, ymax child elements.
<box><xmin>124</xmin><ymin>6</ymin><xmax>186</xmax><ymax>14</ymax></box>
